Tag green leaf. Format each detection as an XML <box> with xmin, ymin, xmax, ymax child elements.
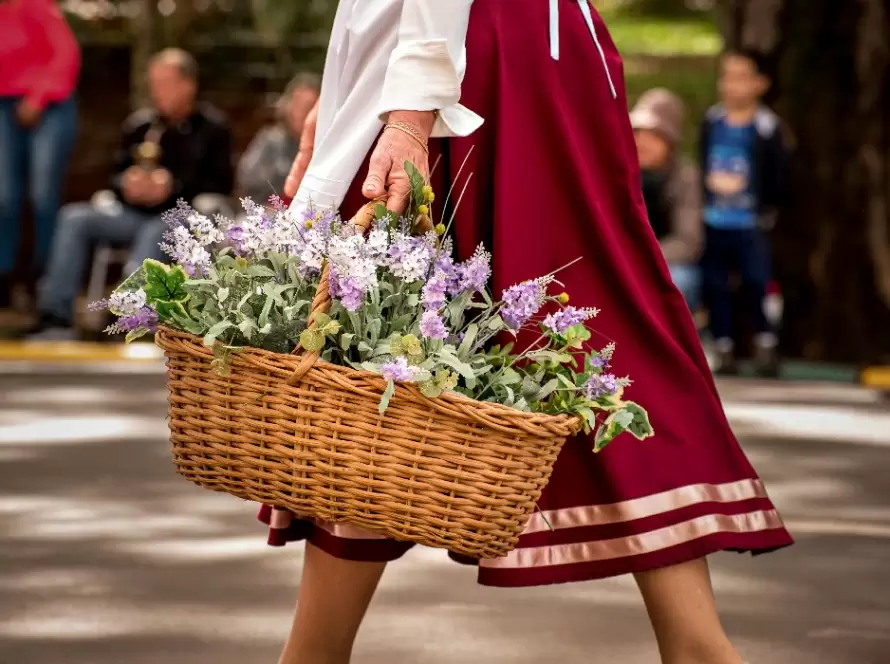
<box><xmin>527</xmin><ymin>350</ymin><xmax>573</xmax><ymax>366</ymax></box>
<box><xmin>593</xmin><ymin>410</ymin><xmax>635</xmax><ymax>452</ymax></box>
<box><xmin>435</xmin><ymin>350</ymin><xmax>477</xmax><ymax>389</ymax></box>
<box><xmin>340</xmin><ymin>333</ymin><xmax>355</xmax><ymax>351</ymax></box>
<box><xmin>403</xmin><ymin>160</ymin><xmax>427</xmax><ymax>206</ymax></box>
<box><xmin>153</xmin><ymin>299</ymin><xmax>188</xmax><ymax>321</ymax></box>
<box><xmin>532</xmin><ymin>379</ymin><xmax>559</xmax><ymax>403</ymax></box>
<box><xmin>313</xmin><ymin>312</ymin><xmax>332</xmax><ymax>329</ymax></box>
<box><xmin>204</xmin><ymin>320</ymin><xmax>234</xmax><ymax>345</ymax></box>
<box><xmin>557</xmin><ymin>374</ymin><xmax>577</xmax><ymax>390</ymax></box>
<box><xmin>458</xmin><ymin>323</ymin><xmax>478</xmax><ymax>358</ymax></box>
<box><xmin>388</xmin><ymin>314</ymin><xmax>414</xmax><ymax>333</ymax></box>
<box><xmin>125</xmin><ymin>328</ymin><xmax>150</xmax><ymax>343</ymax></box>
<box><xmin>143</xmin><ymin>260</ymin><xmax>189</xmax><ymax>303</ymax></box>
<box><xmin>624</xmin><ymin>402</ymin><xmax>655</xmax><ymax>440</ymax></box>
<box><xmin>246</xmin><ymin>264</ymin><xmax>276</xmax><ymax>278</ymax></box>
<box><xmin>238</xmin><ymin>319</ymin><xmax>257</xmax><ymax>339</ymax></box>
<box><xmin>217</xmin><ymin>287</ymin><xmax>230</xmax><ymax>304</ymax></box>
<box><xmin>419</xmin><ymin>380</ymin><xmax>443</xmax><ymax>399</ymax></box>
<box><xmin>299</xmin><ymin>329</ymin><xmax>325</xmax><ymax>352</ymax></box>
<box><xmin>497</xmin><ymin>367</ymin><xmax>522</xmax><ymax>386</ymax></box>
<box><xmin>258</xmin><ymin>294</ymin><xmax>275</xmax><ymax>328</ymax></box>
<box><xmin>379</xmin><ymin>379</ymin><xmax>396</xmax><ymax>415</ymax></box>
<box><xmin>486</xmin><ymin>315</ymin><xmax>506</xmax><ymax>331</ymax></box>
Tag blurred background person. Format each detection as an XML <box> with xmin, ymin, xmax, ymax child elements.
<box><xmin>0</xmin><ymin>0</ymin><xmax>80</xmax><ymax>310</ymax></box>
<box><xmin>28</xmin><ymin>48</ymin><xmax>233</xmax><ymax>341</ymax></box>
<box><xmin>699</xmin><ymin>49</ymin><xmax>790</xmax><ymax>377</ymax></box>
<box><xmin>631</xmin><ymin>88</ymin><xmax>703</xmax><ymax>311</ymax></box>
<box><xmin>236</xmin><ymin>72</ymin><xmax>320</xmax><ymax>206</ymax></box>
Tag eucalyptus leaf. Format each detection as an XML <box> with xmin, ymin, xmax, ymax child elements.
<box><xmin>379</xmin><ymin>380</ymin><xmax>395</xmax><ymax>415</ymax></box>
<box><xmin>435</xmin><ymin>351</ymin><xmax>477</xmax><ymax>389</ymax></box>
<box><xmin>458</xmin><ymin>323</ymin><xmax>478</xmax><ymax>358</ymax></box>
<box><xmin>204</xmin><ymin>320</ymin><xmax>234</xmax><ymax>345</ymax></box>
<box><xmin>125</xmin><ymin>328</ymin><xmax>150</xmax><ymax>343</ymax></box>
<box><xmin>532</xmin><ymin>379</ymin><xmax>560</xmax><ymax>403</ymax></box>
<box><xmin>246</xmin><ymin>264</ymin><xmax>276</xmax><ymax>278</ymax></box>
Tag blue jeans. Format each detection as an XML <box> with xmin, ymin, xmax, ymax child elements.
<box><xmin>702</xmin><ymin>226</ymin><xmax>772</xmax><ymax>344</ymax></box>
<box><xmin>38</xmin><ymin>202</ymin><xmax>166</xmax><ymax>324</ymax></box>
<box><xmin>668</xmin><ymin>263</ymin><xmax>701</xmax><ymax>311</ymax></box>
<box><xmin>0</xmin><ymin>97</ymin><xmax>78</xmax><ymax>276</ymax></box>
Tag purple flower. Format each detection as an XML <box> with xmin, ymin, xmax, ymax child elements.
<box><xmin>225</xmin><ymin>225</ymin><xmax>246</xmax><ymax>254</ymax></box>
<box><xmin>117</xmin><ymin>306</ymin><xmax>159</xmax><ymax>333</ymax></box>
<box><xmin>380</xmin><ymin>356</ymin><xmax>416</xmax><ymax>383</ymax></box>
<box><xmin>457</xmin><ymin>245</ymin><xmax>491</xmax><ymax>294</ymax></box>
<box><xmin>422</xmin><ymin>272</ymin><xmax>449</xmax><ymax>311</ymax></box>
<box><xmin>591</xmin><ymin>355</ymin><xmax>610</xmax><ymax>371</ymax></box>
<box><xmin>268</xmin><ymin>194</ymin><xmax>286</xmax><ymax>212</ymax></box>
<box><xmin>329</xmin><ymin>267</ymin><xmax>366</xmax><ymax>312</ymax></box>
<box><xmin>585</xmin><ymin>373</ymin><xmax>619</xmax><ymax>400</ymax></box>
<box><xmin>543</xmin><ymin>306</ymin><xmax>599</xmax><ymax>335</ymax></box>
<box><xmin>419</xmin><ymin>310</ymin><xmax>448</xmax><ymax>340</ymax></box>
<box><xmin>433</xmin><ymin>253</ymin><xmax>463</xmax><ymax>296</ymax></box>
<box><xmin>500</xmin><ymin>278</ymin><xmax>550</xmax><ymax>330</ymax></box>
<box><xmin>387</xmin><ymin>232</ymin><xmax>433</xmax><ymax>282</ymax></box>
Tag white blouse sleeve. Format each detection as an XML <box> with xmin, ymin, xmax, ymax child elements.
<box><xmin>376</xmin><ymin>0</ymin><xmax>484</xmax><ymax>138</ymax></box>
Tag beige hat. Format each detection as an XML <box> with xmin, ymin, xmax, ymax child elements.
<box><xmin>630</xmin><ymin>88</ymin><xmax>685</xmax><ymax>147</ymax></box>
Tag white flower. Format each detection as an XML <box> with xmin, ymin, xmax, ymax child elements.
<box><xmin>186</xmin><ymin>210</ymin><xmax>223</xmax><ymax>246</ymax></box>
<box><xmin>108</xmin><ymin>288</ymin><xmax>147</xmax><ymax>315</ymax></box>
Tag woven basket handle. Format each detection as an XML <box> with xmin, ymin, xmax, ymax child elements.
<box><xmin>287</xmin><ymin>200</ymin><xmax>434</xmax><ymax>386</ymax></box>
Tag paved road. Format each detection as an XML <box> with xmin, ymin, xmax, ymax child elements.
<box><xmin>1</xmin><ymin>369</ymin><xmax>888</xmax><ymax>664</ymax></box>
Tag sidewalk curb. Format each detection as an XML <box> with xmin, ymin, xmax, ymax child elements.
<box><xmin>0</xmin><ymin>341</ymin><xmax>165</xmax><ymax>374</ymax></box>
<box><xmin>861</xmin><ymin>366</ymin><xmax>890</xmax><ymax>391</ymax></box>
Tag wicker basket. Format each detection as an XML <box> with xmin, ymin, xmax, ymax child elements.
<box><xmin>156</xmin><ymin>203</ymin><xmax>581</xmax><ymax>559</ymax></box>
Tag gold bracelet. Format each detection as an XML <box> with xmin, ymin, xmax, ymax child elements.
<box><xmin>385</xmin><ymin>121</ymin><xmax>429</xmax><ymax>154</ymax></box>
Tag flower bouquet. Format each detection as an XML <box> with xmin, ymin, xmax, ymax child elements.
<box><xmin>95</xmin><ymin>163</ymin><xmax>652</xmax><ymax>558</ymax></box>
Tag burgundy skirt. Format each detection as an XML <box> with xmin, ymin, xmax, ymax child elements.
<box><xmin>259</xmin><ymin>0</ymin><xmax>792</xmax><ymax>587</ymax></box>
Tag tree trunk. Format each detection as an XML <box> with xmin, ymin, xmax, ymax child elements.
<box><xmin>130</xmin><ymin>0</ymin><xmax>159</xmax><ymax>108</ymax></box>
<box><xmin>728</xmin><ymin>0</ymin><xmax>890</xmax><ymax>364</ymax></box>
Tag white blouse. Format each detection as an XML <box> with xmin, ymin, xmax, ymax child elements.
<box><xmin>292</xmin><ymin>0</ymin><xmax>616</xmax><ymax>217</ymax></box>
<box><xmin>293</xmin><ymin>0</ymin><xmax>483</xmax><ymax>216</ymax></box>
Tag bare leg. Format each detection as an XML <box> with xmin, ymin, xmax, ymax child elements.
<box><xmin>634</xmin><ymin>558</ymin><xmax>744</xmax><ymax>664</ymax></box>
<box><xmin>278</xmin><ymin>542</ymin><xmax>387</xmax><ymax>664</ymax></box>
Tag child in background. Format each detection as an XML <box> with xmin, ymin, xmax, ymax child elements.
<box><xmin>700</xmin><ymin>48</ymin><xmax>790</xmax><ymax>376</ymax></box>
<box><xmin>631</xmin><ymin>88</ymin><xmax>703</xmax><ymax>311</ymax></box>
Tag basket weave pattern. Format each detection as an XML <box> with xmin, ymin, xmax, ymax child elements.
<box><xmin>158</xmin><ymin>327</ymin><xmax>581</xmax><ymax>558</ymax></box>
<box><xmin>156</xmin><ymin>203</ymin><xmax>580</xmax><ymax>559</ymax></box>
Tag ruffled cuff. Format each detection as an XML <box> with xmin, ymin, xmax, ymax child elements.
<box><xmin>376</xmin><ymin>38</ymin><xmax>483</xmax><ymax>138</ymax></box>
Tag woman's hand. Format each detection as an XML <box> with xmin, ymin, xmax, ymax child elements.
<box><xmin>363</xmin><ymin>110</ymin><xmax>435</xmax><ymax>214</ymax></box>
<box><xmin>284</xmin><ymin>100</ymin><xmax>320</xmax><ymax>199</ymax></box>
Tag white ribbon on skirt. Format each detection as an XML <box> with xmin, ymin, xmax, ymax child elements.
<box><xmin>549</xmin><ymin>0</ymin><xmax>618</xmax><ymax>99</ymax></box>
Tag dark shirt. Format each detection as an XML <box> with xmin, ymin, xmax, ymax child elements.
<box><xmin>641</xmin><ymin>169</ymin><xmax>671</xmax><ymax>240</ymax></box>
<box><xmin>111</xmin><ymin>102</ymin><xmax>234</xmax><ymax>215</ymax></box>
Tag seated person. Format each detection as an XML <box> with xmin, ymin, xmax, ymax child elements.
<box><xmin>631</xmin><ymin>88</ymin><xmax>703</xmax><ymax>310</ymax></box>
<box><xmin>29</xmin><ymin>48</ymin><xmax>233</xmax><ymax>340</ymax></box>
<box><xmin>236</xmin><ymin>72</ymin><xmax>320</xmax><ymax>205</ymax></box>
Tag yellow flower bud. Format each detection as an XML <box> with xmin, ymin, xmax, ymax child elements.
<box><xmin>435</xmin><ymin>223</ymin><xmax>447</xmax><ymax>236</ymax></box>
<box><xmin>305</xmin><ymin>220</ymin><xmax>314</xmax><ymax>229</ymax></box>
<box><xmin>417</xmin><ymin>204</ymin><xmax>429</xmax><ymax>215</ymax></box>
<box><xmin>558</xmin><ymin>292</ymin><xmax>570</xmax><ymax>304</ymax></box>
<box><xmin>422</xmin><ymin>185</ymin><xmax>435</xmax><ymax>202</ymax></box>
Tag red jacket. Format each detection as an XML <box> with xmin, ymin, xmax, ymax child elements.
<box><xmin>0</xmin><ymin>0</ymin><xmax>81</xmax><ymax>109</ymax></box>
